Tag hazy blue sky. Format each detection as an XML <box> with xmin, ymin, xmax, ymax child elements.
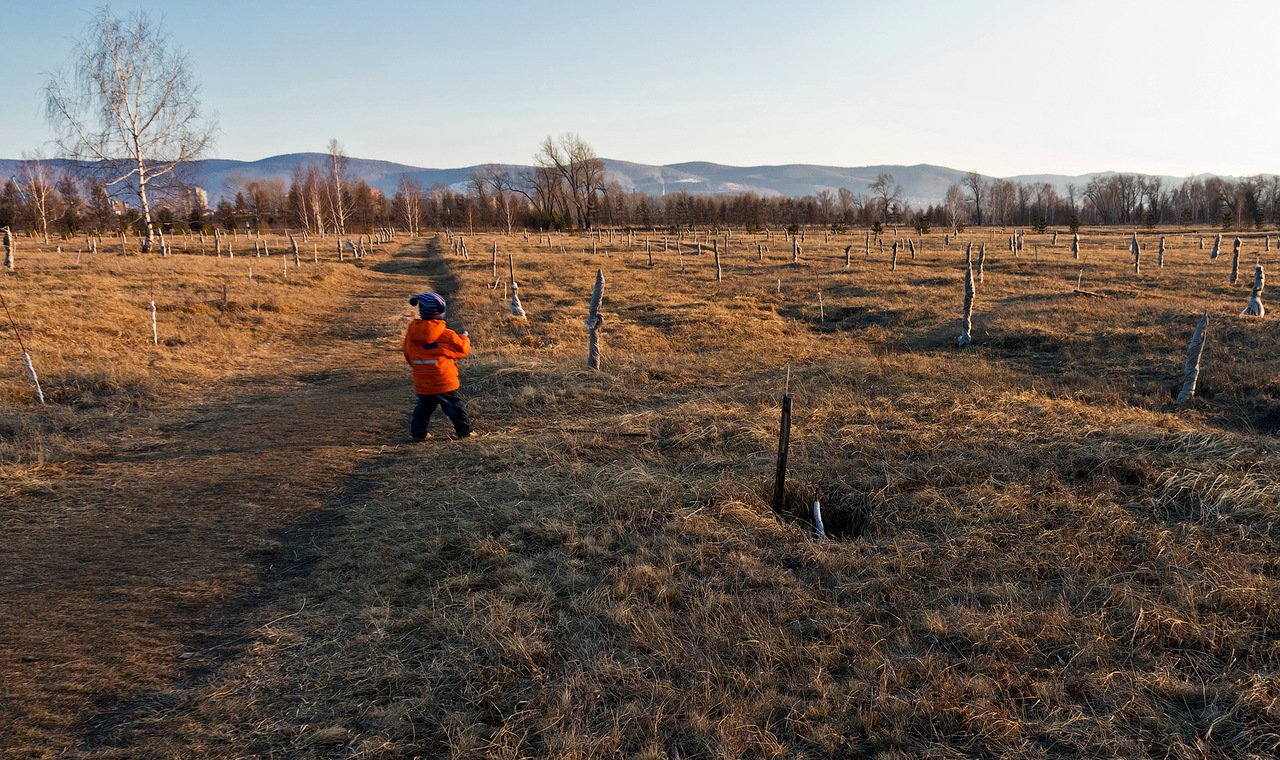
<box><xmin>5</xmin><ymin>0</ymin><xmax>1277</xmax><ymax>177</ymax></box>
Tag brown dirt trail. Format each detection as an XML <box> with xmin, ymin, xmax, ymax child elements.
<box><xmin>0</xmin><ymin>241</ymin><xmax>445</xmax><ymax>757</ymax></box>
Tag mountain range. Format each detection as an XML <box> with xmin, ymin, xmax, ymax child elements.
<box><xmin>0</xmin><ymin>153</ymin><xmax>1207</xmax><ymax>207</ymax></box>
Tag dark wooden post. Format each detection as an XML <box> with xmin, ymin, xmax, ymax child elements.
<box><xmin>772</xmin><ymin>393</ymin><xmax>793</xmax><ymax>513</ymax></box>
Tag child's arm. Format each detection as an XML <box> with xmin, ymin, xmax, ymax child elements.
<box><xmin>439</xmin><ymin>329</ymin><xmax>471</xmax><ymax>359</ymax></box>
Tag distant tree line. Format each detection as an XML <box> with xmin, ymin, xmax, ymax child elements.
<box><xmin>5</xmin><ymin>148</ymin><xmax>1280</xmax><ymax>238</ymax></box>
<box><xmin>941</xmin><ymin>171</ymin><xmax>1280</xmax><ymax>232</ymax></box>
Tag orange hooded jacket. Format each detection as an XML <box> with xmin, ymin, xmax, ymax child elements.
<box><xmin>403</xmin><ymin>319</ymin><xmax>470</xmax><ymax>394</ymax></box>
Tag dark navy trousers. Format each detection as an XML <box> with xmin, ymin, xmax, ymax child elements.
<box><xmin>411</xmin><ymin>390</ymin><xmax>472</xmax><ymax>439</ymax></box>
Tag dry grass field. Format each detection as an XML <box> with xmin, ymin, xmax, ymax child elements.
<box><xmin>3</xmin><ymin>226</ymin><xmax>1280</xmax><ymax>758</ymax></box>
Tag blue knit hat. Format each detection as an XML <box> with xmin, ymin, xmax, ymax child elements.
<box><xmin>409</xmin><ymin>292</ymin><xmax>446</xmax><ymax>319</ymax></box>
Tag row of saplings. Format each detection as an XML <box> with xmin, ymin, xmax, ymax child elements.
<box><xmin>956</xmin><ymin>231</ymin><xmax>1264</xmax><ymax>410</ymax></box>
<box><xmin>440</xmin><ymin>228</ymin><xmax>1265</xmax><ymax>411</ymax></box>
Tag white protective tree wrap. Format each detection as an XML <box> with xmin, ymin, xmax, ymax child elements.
<box><xmin>957</xmin><ymin>263</ymin><xmax>975</xmax><ymax>348</ymax></box>
<box><xmin>1176</xmin><ymin>312</ymin><xmax>1209</xmax><ymax>406</ymax></box>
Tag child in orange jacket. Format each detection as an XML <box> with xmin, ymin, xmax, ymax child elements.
<box><xmin>404</xmin><ymin>292</ymin><xmax>472</xmax><ymax>440</ymax></box>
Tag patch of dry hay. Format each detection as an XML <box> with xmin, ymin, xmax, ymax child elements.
<box><xmin>8</xmin><ymin>228</ymin><xmax>1280</xmax><ymax>758</ymax></box>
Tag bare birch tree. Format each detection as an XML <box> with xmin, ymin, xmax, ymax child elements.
<box><xmin>393</xmin><ymin>174</ymin><xmax>423</xmax><ymax>236</ymax></box>
<box><xmin>288</xmin><ymin>165</ymin><xmax>312</xmax><ymax>234</ymax></box>
<box><xmin>304</xmin><ymin>163</ymin><xmax>327</xmax><ymax>236</ymax></box>
<box><xmin>943</xmin><ymin>183</ymin><xmax>967</xmax><ymax>234</ymax></box>
<box><xmin>18</xmin><ymin>154</ymin><xmax>58</xmax><ymax>244</ymax></box>
<box><xmin>44</xmin><ymin>7</ymin><xmax>214</xmax><ymax>252</ymax></box>
<box><xmin>326</xmin><ymin>139</ymin><xmax>351</xmax><ymax>235</ymax></box>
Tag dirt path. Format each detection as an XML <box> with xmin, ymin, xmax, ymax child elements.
<box><xmin>0</xmin><ymin>240</ymin><xmax>447</xmax><ymax>757</ymax></box>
